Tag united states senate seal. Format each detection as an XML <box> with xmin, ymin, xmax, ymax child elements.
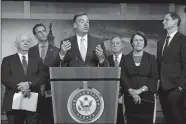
<box><xmin>67</xmin><ymin>86</ymin><xmax>104</xmax><ymax>123</ymax></box>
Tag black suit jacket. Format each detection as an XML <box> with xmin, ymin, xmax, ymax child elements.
<box><xmin>1</xmin><ymin>53</ymin><xmax>47</xmax><ymax>112</ymax></box>
<box><xmin>59</xmin><ymin>35</ymin><xmax>109</xmax><ymax>67</ymax></box>
<box><xmin>29</xmin><ymin>44</ymin><xmax>60</xmax><ymax>67</ymax></box>
<box><xmin>108</xmin><ymin>54</ymin><xmax>125</xmax><ymax>94</ymax></box>
<box><xmin>121</xmin><ymin>51</ymin><xmax>158</xmax><ymax>93</ymax></box>
<box><xmin>157</xmin><ymin>32</ymin><xmax>186</xmax><ymax>90</ymax></box>
<box><xmin>29</xmin><ymin>44</ymin><xmax>60</xmax><ymax>90</ymax></box>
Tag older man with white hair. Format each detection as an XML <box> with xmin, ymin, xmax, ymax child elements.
<box><xmin>1</xmin><ymin>33</ymin><xmax>47</xmax><ymax>124</ymax></box>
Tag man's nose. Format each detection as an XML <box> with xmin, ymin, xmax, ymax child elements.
<box><xmin>85</xmin><ymin>23</ymin><xmax>89</xmax><ymax>26</ymax></box>
<box><xmin>24</xmin><ymin>42</ymin><xmax>29</xmax><ymax>45</ymax></box>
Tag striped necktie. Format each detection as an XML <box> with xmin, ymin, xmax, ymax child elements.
<box><xmin>41</xmin><ymin>45</ymin><xmax>46</xmax><ymax>61</ymax></box>
<box><xmin>114</xmin><ymin>55</ymin><xmax>119</xmax><ymax>67</ymax></box>
<box><xmin>22</xmin><ymin>56</ymin><xmax>28</xmax><ymax>75</ymax></box>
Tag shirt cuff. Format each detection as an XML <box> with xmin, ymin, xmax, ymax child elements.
<box><xmin>59</xmin><ymin>52</ymin><xmax>65</xmax><ymax>60</ymax></box>
<box><xmin>99</xmin><ymin>58</ymin><xmax>104</xmax><ymax>64</ymax></box>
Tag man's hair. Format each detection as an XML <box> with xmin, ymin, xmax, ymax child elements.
<box><xmin>73</xmin><ymin>12</ymin><xmax>87</xmax><ymax>23</ymax></box>
<box><xmin>130</xmin><ymin>31</ymin><xmax>147</xmax><ymax>48</ymax></box>
<box><xmin>110</xmin><ymin>36</ymin><xmax>123</xmax><ymax>44</ymax></box>
<box><xmin>167</xmin><ymin>12</ymin><xmax>181</xmax><ymax>26</ymax></box>
<box><xmin>32</xmin><ymin>23</ymin><xmax>46</xmax><ymax>35</ymax></box>
<box><xmin>15</xmin><ymin>33</ymin><xmax>32</xmax><ymax>47</ymax></box>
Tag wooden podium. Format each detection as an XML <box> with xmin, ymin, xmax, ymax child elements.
<box><xmin>50</xmin><ymin>67</ymin><xmax>121</xmax><ymax>124</ymax></box>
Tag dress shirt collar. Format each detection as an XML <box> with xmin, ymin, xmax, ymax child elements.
<box><xmin>38</xmin><ymin>41</ymin><xmax>49</xmax><ymax>49</ymax></box>
<box><xmin>17</xmin><ymin>52</ymin><xmax>28</xmax><ymax>63</ymax></box>
<box><xmin>113</xmin><ymin>52</ymin><xmax>122</xmax><ymax>64</ymax></box>
<box><xmin>76</xmin><ymin>34</ymin><xmax>88</xmax><ymax>42</ymax></box>
<box><xmin>167</xmin><ymin>30</ymin><xmax>178</xmax><ymax>39</ymax></box>
<box><xmin>76</xmin><ymin>33</ymin><xmax>88</xmax><ymax>50</ymax></box>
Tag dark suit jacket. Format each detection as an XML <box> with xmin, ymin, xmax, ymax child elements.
<box><xmin>29</xmin><ymin>44</ymin><xmax>60</xmax><ymax>90</ymax></box>
<box><xmin>1</xmin><ymin>53</ymin><xmax>47</xmax><ymax>112</ymax></box>
<box><xmin>59</xmin><ymin>35</ymin><xmax>109</xmax><ymax>67</ymax></box>
<box><xmin>157</xmin><ymin>32</ymin><xmax>186</xmax><ymax>90</ymax></box>
<box><xmin>108</xmin><ymin>54</ymin><xmax>125</xmax><ymax>94</ymax></box>
<box><xmin>29</xmin><ymin>44</ymin><xmax>60</xmax><ymax>67</ymax></box>
<box><xmin>121</xmin><ymin>51</ymin><xmax>158</xmax><ymax>94</ymax></box>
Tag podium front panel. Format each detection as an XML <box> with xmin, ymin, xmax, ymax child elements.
<box><xmin>51</xmin><ymin>80</ymin><xmax>119</xmax><ymax>123</ymax></box>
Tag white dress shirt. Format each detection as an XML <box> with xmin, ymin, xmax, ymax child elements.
<box><xmin>76</xmin><ymin>34</ymin><xmax>88</xmax><ymax>52</ymax></box>
<box><xmin>59</xmin><ymin>34</ymin><xmax>88</xmax><ymax>60</ymax></box>
<box><xmin>113</xmin><ymin>53</ymin><xmax>123</xmax><ymax>103</ymax></box>
<box><xmin>38</xmin><ymin>41</ymin><xmax>49</xmax><ymax>58</ymax></box>
<box><xmin>113</xmin><ymin>52</ymin><xmax>122</xmax><ymax>65</ymax></box>
<box><xmin>162</xmin><ymin>30</ymin><xmax>178</xmax><ymax>55</ymax></box>
<box><xmin>18</xmin><ymin>52</ymin><xmax>28</xmax><ymax>64</ymax></box>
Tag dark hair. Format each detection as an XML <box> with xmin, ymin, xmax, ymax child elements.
<box><xmin>32</xmin><ymin>24</ymin><xmax>46</xmax><ymax>35</ymax></box>
<box><xmin>73</xmin><ymin>12</ymin><xmax>87</xmax><ymax>23</ymax></box>
<box><xmin>130</xmin><ymin>31</ymin><xmax>147</xmax><ymax>48</ymax></box>
<box><xmin>167</xmin><ymin>12</ymin><xmax>181</xmax><ymax>26</ymax></box>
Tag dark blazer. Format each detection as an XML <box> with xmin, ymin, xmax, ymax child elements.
<box><xmin>157</xmin><ymin>32</ymin><xmax>186</xmax><ymax>90</ymax></box>
<box><xmin>59</xmin><ymin>35</ymin><xmax>109</xmax><ymax>67</ymax></box>
<box><xmin>29</xmin><ymin>44</ymin><xmax>61</xmax><ymax>90</ymax></box>
<box><xmin>1</xmin><ymin>53</ymin><xmax>47</xmax><ymax>112</ymax></box>
<box><xmin>29</xmin><ymin>44</ymin><xmax>60</xmax><ymax>67</ymax></box>
<box><xmin>108</xmin><ymin>54</ymin><xmax>125</xmax><ymax>71</ymax></box>
<box><xmin>108</xmin><ymin>54</ymin><xmax>125</xmax><ymax>94</ymax></box>
<box><xmin>121</xmin><ymin>51</ymin><xmax>158</xmax><ymax>94</ymax></box>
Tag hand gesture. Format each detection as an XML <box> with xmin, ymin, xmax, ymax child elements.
<box><xmin>132</xmin><ymin>94</ymin><xmax>141</xmax><ymax>104</ymax></box>
<box><xmin>95</xmin><ymin>45</ymin><xmax>104</xmax><ymax>61</ymax></box>
<box><xmin>129</xmin><ymin>89</ymin><xmax>142</xmax><ymax>96</ymax></box>
<box><xmin>17</xmin><ymin>82</ymin><xmax>30</xmax><ymax>92</ymax></box>
<box><xmin>60</xmin><ymin>40</ymin><xmax>71</xmax><ymax>56</ymax></box>
<box><xmin>22</xmin><ymin>89</ymin><xmax>31</xmax><ymax>98</ymax></box>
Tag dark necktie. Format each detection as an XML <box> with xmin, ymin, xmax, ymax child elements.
<box><xmin>22</xmin><ymin>56</ymin><xmax>28</xmax><ymax>75</ymax></box>
<box><xmin>163</xmin><ymin>36</ymin><xmax>170</xmax><ymax>56</ymax></box>
<box><xmin>114</xmin><ymin>55</ymin><xmax>119</xmax><ymax>67</ymax></box>
<box><xmin>41</xmin><ymin>45</ymin><xmax>46</xmax><ymax>61</ymax></box>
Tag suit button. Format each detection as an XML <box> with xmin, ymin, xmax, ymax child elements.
<box><xmin>137</xmin><ymin>76</ymin><xmax>139</xmax><ymax>77</ymax></box>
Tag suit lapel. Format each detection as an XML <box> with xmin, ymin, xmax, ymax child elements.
<box><xmin>167</xmin><ymin>32</ymin><xmax>180</xmax><ymax>48</ymax></box>
<box><xmin>14</xmin><ymin>53</ymin><xmax>26</xmax><ymax>76</ymax></box>
<box><xmin>72</xmin><ymin>35</ymin><xmax>84</xmax><ymax>62</ymax></box>
<box><xmin>138</xmin><ymin>52</ymin><xmax>146</xmax><ymax>72</ymax></box>
<box><xmin>44</xmin><ymin>44</ymin><xmax>53</xmax><ymax>64</ymax></box>
<box><xmin>108</xmin><ymin>55</ymin><xmax>115</xmax><ymax>67</ymax></box>
<box><xmin>119</xmin><ymin>54</ymin><xmax>124</xmax><ymax>67</ymax></box>
<box><xmin>163</xmin><ymin>32</ymin><xmax>180</xmax><ymax>57</ymax></box>
<box><xmin>34</xmin><ymin>44</ymin><xmax>40</xmax><ymax>59</ymax></box>
<box><xmin>85</xmin><ymin>35</ymin><xmax>94</xmax><ymax>63</ymax></box>
<box><xmin>160</xmin><ymin>36</ymin><xmax>166</xmax><ymax>58</ymax></box>
<box><xmin>27</xmin><ymin>55</ymin><xmax>33</xmax><ymax>76</ymax></box>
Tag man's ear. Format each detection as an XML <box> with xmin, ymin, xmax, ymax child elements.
<box><xmin>174</xmin><ymin>18</ymin><xmax>178</xmax><ymax>26</ymax></box>
<box><xmin>74</xmin><ymin>23</ymin><xmax>77</xmax><ymax>29</ymax></box>
<box><xmin>34</xmin><ymin>34</ymin><xmax>38</xmax><ymax>40</ymax></box>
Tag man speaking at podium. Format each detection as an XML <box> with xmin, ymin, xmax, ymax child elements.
<box><xmin>59</xmin><ymin>12</ymin><xmax>109</xmax><ymax>67</ymax></box>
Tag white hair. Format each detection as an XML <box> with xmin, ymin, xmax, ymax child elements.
<box><xmin>15</xmin><ymin>33</ymin><xmax>32</xmax><ymax>48</ymax></box>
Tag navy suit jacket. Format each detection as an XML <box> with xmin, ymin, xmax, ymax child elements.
<box><xmin>29</xmin><ymin>44</ymin><xmax>60</xmax><ymax>90</ymax></box>
<box><xmin>1</xmin><ymin>53</ymin><xmax>47</xmax><ymax>112</ymax></box>
<box><xmin>59</xmin><ymin>35</ymin><xmax>109</xmax><ymax>67</ymax></box>
<box><xmin>157</xmin><ymin>32</ymin><xmax>186</xmax><ymax>90</ymax></box>
<box><xmin>121</xmin><ymin>51</ymin><xmax>158</xmax><ymax>93</ymax></box>
<box><xmin>108</xmin><ymin>54</ymin><xmax>125</xmax><ymax>94</ymax></box>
